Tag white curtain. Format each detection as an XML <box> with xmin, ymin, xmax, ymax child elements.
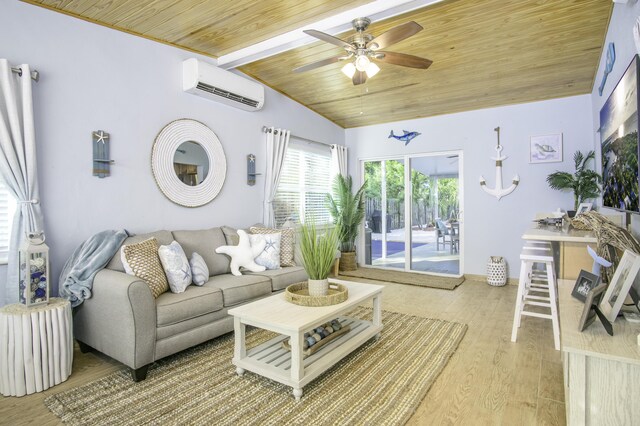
<box><xmin>263</xmin><ymin>127</ymin><xmax>290</xmax><ymax>227</ymax></box>
<box><xmin>0</xmin><ymin>60</ymin><xmax>44</xmax><ymax>306</ymax></box>
<box><xmin>331</xmin><ymin>144</ymin><xmax>348</xmax><ymax>178</ymax></box>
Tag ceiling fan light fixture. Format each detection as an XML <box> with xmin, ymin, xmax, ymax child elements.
<box><xmin>294</xmin><ymin>18</ymin><xmax>431</xmax><ymax>86</ymax></box>
<box><xmin>341</xmin><ymin>62</ymin><xmax>356</xmax><ymax>78</ymax></box>
<box><xmin>365</xmin><ymin>62</ymin><xmax>380</xmax><ymax>78</ymax></box>
<box><xmin>355</xmin><ymin>55</ymin><xmax>371</xmax><ymax>72</ymax></box>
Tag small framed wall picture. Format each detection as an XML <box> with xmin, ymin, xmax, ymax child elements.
<box><xmin>578</xmin><ymin>283</ymin><xmax>608</xmax><ymax>332</ymax></box>
<box><xmin>571</xmin><ymin>270</ymin><xmax>601</xmax><ymax>303</ymax></box>
<box><xmin>599</xmin><ymin>250</ymin><xmax>640</xmax><ymax>323</ymax></box>
<box><xmin>530</xmin><ymin>134</ymin><xmax>563</xmax><ymax>163</ymax></box>
<box><xmin>576</xmin><ymin>202</ymin><xmax>593</xmax><ymax>215</ymax></box>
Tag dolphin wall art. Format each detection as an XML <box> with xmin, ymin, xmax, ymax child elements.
<box><xmin>389</xmin><ymin>130</ymin><xmax>421</xmax><ymax>146</ymax></box>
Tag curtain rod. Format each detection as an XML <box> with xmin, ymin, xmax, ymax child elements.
<box><xmin>261</xmin><ymin>126</ymin><xmax>334</xmax><ymax>148</ymax></box>
<box><xmin>11</xmin><ymin>67</ymin><xmax>39</xmax><ymax>82</ymax></box>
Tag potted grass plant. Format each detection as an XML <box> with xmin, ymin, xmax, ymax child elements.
<box><xmin>299</xmin><ymin>221</ymin><xmax>339</xmax><ymax>296</ymax></box>
<box><xmin>326</xmin><ymin>175</ymin><xmax>366</xmax><ymax>271</ymax></box>
<box><xmin>546</xmin><ymin>150</ymin><xmax>601</xmax><ymax>216</ymax></box>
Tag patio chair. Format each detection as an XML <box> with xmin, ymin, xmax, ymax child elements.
<box><xmin>435</xmin><ymin>219</ymin><xmax>452</xmax><ymax>251</ymax></box>
<box><xmin>451</xmin><ymin>228</ymin><xmax>460</xmax><ymax>254</ymax></box>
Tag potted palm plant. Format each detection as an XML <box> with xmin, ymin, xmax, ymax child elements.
<box><xmin>546</xmin><ymin>150</ymin><xmax>602</xmax><ymax>216</ymax></box>
<box><xmin>299</xmin><ymin>221</ymin><xmax>339</xmax><ymax>296</ymax></box>
<box><xmin>326</xmin><ymin>175</ymin><xmax>366</xmax><ymax>271</ymax></box>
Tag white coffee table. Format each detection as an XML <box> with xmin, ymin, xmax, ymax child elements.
<box><xmin>228</xmin><ymin>279</ymin><xmax>383</xmax><ymax>401</ymax></box>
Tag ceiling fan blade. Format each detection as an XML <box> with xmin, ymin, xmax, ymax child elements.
<box><xmin>293</xmin><ymin>55</ymin><xmax>346</xmax><ymax>73</ymax></box>
<box><xmin>303</xmin><ymin>29</ymin><xmax>354</xmax><ymax>51</ymax></box>
<box><xmin>375</xmin><ymin>51</ymin><xmax>433</xmax><ymax>69</ymax></box>
<box><xmin>353</xmin><ymin>71</ymin><xmax>367</xmax><ymax>85</ymax></box>
<box><xmin>367</xmin><ymin>21</ymin><xmax>423</xmax><ymax>51</ymax></box>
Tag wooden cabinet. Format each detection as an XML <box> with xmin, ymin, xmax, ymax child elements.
<box><xmin>559</xmin><ymin>280</ymin><xmax>640</xmax><ymax>425</ymax></box>
<box><xmin>559</xmin><ymin>242</ymin><xmax>595</xmax><ymax>280</ymax></box>
<box><xmin>522</xmin><ymin>227</ymin><xmax>597</xmax><ymax>280</ymax></box>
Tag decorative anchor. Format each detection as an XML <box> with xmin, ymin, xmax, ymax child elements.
<box><xmin>479</xmin><ymin>127</ymin><xmax>520</xmax><ymax>200</ymax></box>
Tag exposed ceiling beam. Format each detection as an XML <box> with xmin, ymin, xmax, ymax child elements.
<box><xmin>216</xmin><ymin>0</ymin><xmax>444</xmax><ymax>70</ymax></box>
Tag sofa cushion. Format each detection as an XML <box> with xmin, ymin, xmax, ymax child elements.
<box><xmin>249</xmin><ymin>232</ymin><xmax>281</xmax><ymax>270</ymax></box>
<box><xmin>121</xmin><ymin>238</ymin><xmax>169</xmax><ymax>298</ymax></box>
<box><xmin>172</xmin><ymin>228</ymin><xmax>230</xmax><ymax>276</ymax></box>
<box><xmin>158</xmin><ymin>241</ymin><xmax>192</xmax><ymax>293</ymax></box>
<box><xmin>156</xmin><ymin>285</ymin><xmax>224</xmax><ymax>327</ymax></box>
<box><xmin>156</xmin><ymin>309</ymin><xmax>229</xmax><ymax>340</ymax></box>
<box><xmin>247</xmin><ymin>266</ymin><xmax>308</xmax><ymax>291</ymax></box>
<box><xmin>106</xmin><ymin>230</ymin><xmax>174</xmax><ymax>272</ymax></box>
<box><xmin>250</xmin><ymin>226</ymin><xmax>296</xmax><ymax>267</ymax></box>
<box><xmin>189</xmin><ymin>252</ymin><xmax>209</xmax><ymax>286</ymax></box>
<box><xmin>205</xmin><ymin>274</ymin><xmax>271</xmax><ymax>307</ymax></box>
<box><xmin>221</xmin><ymin>225</ymin><xmax>240</xmax><ymax>246</ymax></box>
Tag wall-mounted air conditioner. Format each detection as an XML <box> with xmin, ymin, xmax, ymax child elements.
<box><xmin>183</xmin><ymin>58</ymin><xmax>265</xmax><ymax>112</ymax></box>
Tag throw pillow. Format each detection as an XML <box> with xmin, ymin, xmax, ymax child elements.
<box><xmin>190</xmin><ymin>252</ymin><xmax>209</xmax><ymax>286</ymax></box>
<box><xmin>215</xmin><ymin>230</ymin><xmax>266</xmax><ymax>276</ymax></box>
<box><xmin>250</xmin><ymin>226</ymin><xmax>295</xmax><ymax>267</ymax></box>
<box><xmin>158</xmin><ymin>241</ymin><xmax>192</xmax><ymax>293</ymax></box>
<box><xmin>121</xmin><ymin>238</ymin><xmax>169</xmax><ymax>298</ymax></box>
<box><xmin>249</xmin><ymin>232</ymin><xmax>281</xmax><ymax>270</ymax></box>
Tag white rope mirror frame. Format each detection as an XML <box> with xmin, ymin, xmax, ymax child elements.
<box><xmin>152</xmin><ymin>119</ymin><xmax>227</xmax><ymax>207</ymax></box>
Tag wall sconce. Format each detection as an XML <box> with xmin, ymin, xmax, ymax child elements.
<box><xmin>247</xmin><ymin>154</ymin><xmax>261</xmax><ymax>186</ymax></box>
<box><xmin>93</xmin><ymin>130</ymin><xmax>114</xmax><ymax>178</ymax></box>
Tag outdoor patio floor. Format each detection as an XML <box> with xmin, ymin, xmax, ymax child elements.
<box><xmin>367</xmin><ymin>228</ymin><xmax>460</xmax><ymax>275</ymax></box>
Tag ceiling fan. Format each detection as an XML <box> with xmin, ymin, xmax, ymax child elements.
<box><xmin>293</xmin><ymin>17</ymin><xmax>433</xmax><ymax>86</ymax></box>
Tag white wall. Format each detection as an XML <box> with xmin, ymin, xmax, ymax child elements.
<box><xmin>345</xmin><ymin>95</ymin><xmax>594</xmax><ymax>278</ymax></box>
<box><xmin>590</xmin><ymin>1</ymin><xmax>640</xmax><ymax>233</ymax></box>
<box><xmin>0</xmin><ymin>1</ymin><xmax>344</xmax><ymax>302</ymax></box>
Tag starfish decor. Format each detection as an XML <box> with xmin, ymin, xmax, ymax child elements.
<box><xmin>215</xmin><ymin>230</ymin><xmax>266</xmax><ymax>276</ymax></box>
<box><xmin>93</xmin><ymin>130</ymin><xmax>109</xmax><ymax>144</ymax></box>
<box><xmin>264</xmin><ymin>237</ymin><xmax>277</xmax><ymax>252</ymax></box>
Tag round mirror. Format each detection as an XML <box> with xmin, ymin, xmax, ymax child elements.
<box><xmin>173</xmin><ymin>141</ymin><xmax>209</xmax><ymax>186</ymax></box>
<box><xmin>152</xmin><ymin>119</ymin><xmax>226</xmax><ymax>207</ymax></box>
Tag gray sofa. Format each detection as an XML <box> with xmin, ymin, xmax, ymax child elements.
<box><xmin>73</xmin><ymin>227</ymin><xmax>307</xmax><ymax>381</ymax></box>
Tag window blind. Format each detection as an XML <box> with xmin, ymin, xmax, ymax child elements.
<box><xmin>0</xmin><ymin>181</ymin><xmax>16</xmax><ymax>262</ymax></box>
<box><xmin>274</xmin><ymin>140</ymin><xmax>332</xmax><ymax>227</ymax></box>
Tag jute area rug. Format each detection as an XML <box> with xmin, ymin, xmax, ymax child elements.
<box><xmin>339</xmin><ymin>268</ymin><xmax>465</xmax><ymax>290</ymax></box>
<box><xmin>45</xmin><ymin>308</ymin><xmax>466</xmax><ymax>425</ymax></box>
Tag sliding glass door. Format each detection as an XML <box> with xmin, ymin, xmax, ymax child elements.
<box><xmin>361</xmin><ymin>152</ymin><xmax>463</xmax><ymax>277</ymax></box>
<box><xmin>363</xmin><ymin>159</ymin><xmax>405</xmax><ymax>269</ymax></box>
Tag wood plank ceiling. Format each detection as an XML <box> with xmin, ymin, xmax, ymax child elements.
<box><xmin>25</xmin><ymin>0</ymin><xmax>612</xmax><ymax>128</ymax></box>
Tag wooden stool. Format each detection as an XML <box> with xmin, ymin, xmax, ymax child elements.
<box><xmin>523</xmin><ymin>240</ymin><xmax>553</xmax><ymax>290</ymax></box>
<box><xmin>511</xmin><ymin>247</ymin><xmax>560</xmax><ymax>350</ymax></box>
<box><xmin>0</xmin><ymin>298</ymin><xmax>73</xmax><ymax>397</ymax></box>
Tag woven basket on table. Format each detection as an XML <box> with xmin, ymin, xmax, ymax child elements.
<box><xmin>285</xmin><ymin>282</ymin><xmax>349</xmax><ymax>307</ymax></box>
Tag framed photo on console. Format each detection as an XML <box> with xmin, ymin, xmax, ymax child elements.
<box><xmin>578</xmin><ymin>283</ymin><xmax>608</xmax><ymax>332</ymax></box>
<box><xmin>576</xmin><ymin>203</ymin><xmax>592</xmax><ymax>215</ymax></box>
<box><xmin>599</xmin><ymin>250</ymin><xmax>640</xmax><ymax>323</ymax></box>
<box><xmin>571</xmin><ymin>270</ymin><xmax>600</xmax><ymax>303</ymax></box>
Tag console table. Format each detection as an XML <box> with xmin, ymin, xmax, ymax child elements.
<box><xmin>522</xmin><ymin>226</ymin><xmax>597</xmax><ymax>280</ymax></box>
<box><xmin>558</xmin><ymin>279</ymin><xmax>640</xmax><ymax>425</ymax></box>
